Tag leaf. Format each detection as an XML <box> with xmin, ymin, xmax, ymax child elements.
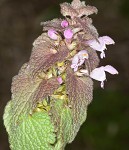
<box><xmin>9</xmin><ymin>111</ymin><xmax>56</xmax><ymax>150</ymax></box>
<box><xmin>33</xmin><ymin>77</ymin><xmax>60</xmax><ymax>104</ymax></box>
<box><xmin>66</xmin><ymin>67</ymin><xmax>93</xmax><ymax>107</ymax></box>
<box><xmin>60</xmin><ymin>2</ymin><xmax>78</xmax><ymax>19</ymax></box>
<box><xmin>3</xmin><ymin>100</ymin><xmax>13</xmax><ymax>134</ymax></box>
<box><xmin>74</xmin><ymin>17</ymin><xmax>98</xmax><ymax>39</ymax></box>
<box><xmin>41</xmin><ymin>18</ymin><xmax>64</xmax><ymax>32</ymax></box>
<box><xmin>66</xmin><ymin>67</ymin><xmax>93</xmax><ymax>142</ymax></box>
<box><xmin>86</xmin><ymin>47</ymin><xmax>100</xmax><ymax>72</ymax></box>
<box><xmin>50</xmin><ymin>99</ymin><xmax>73</xmax><ymax>149</ymax></box>
<box><xmin>77</xmin><ymin>5</ymin><xmax>98</xmax><ymax>17</ymax></box>
<box><xmin>32</xmin><ymin>33</ymin><xmax>53</xmax><ymax>47</ymax></box>
<box><xmin>60</xmin><ymin>0</ymin><xmax>98</xmax><ymax>18</ymax></box>
<box><xmin>71</xmin><ymin>0</ymin><xmax>85</xmax><ymax>9</ymax></box>
<box><xmin>29</xmin><ymin>42</ymin><xmax>69</xmax><ymax>76</ymax></box>
<box><xmin>9</xmin><ymin>63</ymin><xmax>60</xmax><ymax>126</ymax></box>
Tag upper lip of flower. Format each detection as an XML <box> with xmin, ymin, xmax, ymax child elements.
<box><xmin>64</xmin><ymin>28</ymin><xmax>74</xmax><ymax>40</ymax></box>
<box><xmin>61</xmin><ymin>20</ymin><xmax>69</xmax><ymax>28</ymax></box>
<box><xmin>48</xmin><ymin>29</ymin><xmax>58</xmax><ymax>40</ymax></box>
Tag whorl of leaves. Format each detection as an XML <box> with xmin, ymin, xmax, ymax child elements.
<box><xmin>60</xmin><ymin>0</ymin><xmax>98</xmax><ymax>18</ymax></box>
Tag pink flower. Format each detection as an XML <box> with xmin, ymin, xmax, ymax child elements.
<box><xmin>57</xmin><ymin>77</ymin><xmax>63</xmax><ymax>84</ymax></box>
<box><xmin>71</xmin><ymin>50</ymin><xmax>89</xmax><ymax>72</ymax></box>
<box><xmin>48</xmin><ymin>29</ymin><xmax>58</xmax><ymax>40</ymax></box>
<box><xmin>90</xmin><ymin>65</ymin><xmax>118</xmax><ymax>88</ymax></box>
<box><xmin>64</xmin><ymin>29</ymin><xmax>73</xmax><ymax>39</ymax></box>
<box><xmin>61</xmin><ymin>20</ymin><xmax>69</xmax><ymax>28</ymax></box>
<box><xmin>86</xmin><ymin>36</ymin><xmax>115</xmax><ymax>59</ymax></box>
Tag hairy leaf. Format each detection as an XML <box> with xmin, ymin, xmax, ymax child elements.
<box><xmin>60</xmin><ymin>0</ymin><xmax>97</xmax><ymax>18</ymax></box>
<box><xmin>9</xmin><ymin>111</ymin><xmax>56</xmax><ymax>150</ymax></box>
<box><xmin>10</xmin><ymin>63</ymin><xmax>60</xmax><ymax>126</ymax></box>
<box><xmin>60</xmin><ymin>2</ymin><xmax>78</xmax><ymax>19</ymax></box>
<box><xmin>74</xmin><ymin>17</ymin><xmax>98</xmax><ymax>39</ymax></box>
<box><xmin>50</xmin><ymin>99</ymin><xmax>73</xmax><ymax>149</ymax></box>
<box><xmin>41</xmin><ymin>18</ymin><xmax>64</xmax><ymax>32</ymax></box>
<box><xmin>29</xmin><ymin>42</ymin><xmax>69</xmax><ymax>76</ymax></box>
<box><xmin>66</xmin><ymin>66</ymin><xmax>93</xmax><ymax>118</ymax></box>
<box><xmin>86</xmin><ymin>47</ymin><xmax>100</xmax><ymax>72</ymax></box>
<box><xmin>66</xmin><ymin>66</ymin><xmax>93</xmax><ymax>141</ymax></box>
<box><xmin>33</xmin><ymin>77</ymin><xmax>60</xmax><ymax>104</ymax></box>
<box><xmin>32</xmin><ymin>33</ymin><xmax>53</xmax><ymax>47</ymax></box>
<box><xmin>3</xmin><ymin>101</ymin><xmax>13</xmax><ymax>134</ymax></box>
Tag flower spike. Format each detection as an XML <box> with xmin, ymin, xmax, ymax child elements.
<box><xmin>3</xmin><ymin>1</ymin><xmax>119</xmax><ymax>150</ymax></box>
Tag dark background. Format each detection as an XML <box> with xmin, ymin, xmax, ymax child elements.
<box><xmin>0</xmin><ymin>0</ymin><xmax>129</xmax><ymax>149</ymax></box>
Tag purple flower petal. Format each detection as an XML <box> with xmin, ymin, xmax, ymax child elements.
<box><xmin>71</xmin><ymin>63</ymin><xmax>79</xmax><ymax>72</ymax></box>
<box><xmin>71</xmin><ymin>50</ymin><xmax>89</xmax><ymax>72</ymax></box>
<box><xmin>100</xmin><ymin>51</ymin><xmax>105</xmax><ymax>59</ymax></box>
<box><xmin>86</xmin><ymin>36</ymin><xmax>115</xmax><ymax>59</ymax></box>
<box><xmin>104</xmin><ymin>65</ymin><xmax>118</xmax><ymax>75</ymax></box>
<box><xmin>86</xmin><ymin>39</ymin><xmax>106</xmax><ymax>52</ymax></box>
<box><xmin>101</xmin><ymin>81</ymin><xmax>104</xmax><ymax>89</ymax></box>
<box><xmin>90</xmin><ymin>67</ymin><xmax>106</xmax><ymax>82</ymax></box>
<box><xmin>86</xmin><ymin>36</ymin><xmax>115</xmax><ymax>60</ymax></box>
<box><xmin>64</xmin><ymin>29</ymin><xmax>73</xmax><ymax>39</ymax></box>
<box><xmin>100</xmin><ymin>36</ymin><xmax>115</xmax><ymax>45</ymax></box>
<box><xmin>71</xmin><ymin>54</ymin><xmax>79</xmax><ymax>65</ymax></box>
<box><xmin>90</xmin><ymin>65</ymin><xmax>118</xmax><ymax>88</ymax></box>
<box><xmin>57</xmin><ymin>77</ymin><xmax>63</xmax><ymax>84</ymax></box>
<box><xmin>78</xmin><ymin>50</ymin><xmax>89</xmax><ymax>60</ymax></box>
<box><xmin>61</xmin><ymin>20</ymin><xmax>69</xmax><ymax>28</ymax></box>
<box><xmin>48</xmin><ymin>29</ymin><xmax>58</xmax><ymax>40</ymax></box>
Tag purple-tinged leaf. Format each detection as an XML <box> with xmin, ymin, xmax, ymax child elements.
<box><xmin>60</xmin><ymin>0</ymin><xmax>98</xmax><ymax>18</ymax></box>
<box><xmin>74</xmin><ymin>17</ymin><xmax>98</xmax><ymax>39</ymax></box>
<box><xmin>60</xmin><ymin>2</ymin><xmax>78</xmax><ymax>19</ymax></box>
<box><xmin>29</xmin><ymin>42</ymin><xmax>69</xmax><ymax>76</ymax></box>
<box><xmin>41</xmin><ymin>18</ymin><xmax>63</xmax><ymax>32</ymax></box>
<box><xmin>66</xmin><ymin>66</ymin><xmax>93</xmax><ymax>123</ymax></box>
<box><xmin>11</xmin><ymin>63</ymin><xmax>60</xmax><ymax>125</ymax></box>
<box><xmin>86</xmin><ymin>47</ymin><xmax>100</xmax><ymax>72</ymax></box>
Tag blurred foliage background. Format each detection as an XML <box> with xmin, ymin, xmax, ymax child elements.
<box><xmin>0</xmin><ymin>0</ymin><xmax>129</xmax><ymax>149</ymax></box>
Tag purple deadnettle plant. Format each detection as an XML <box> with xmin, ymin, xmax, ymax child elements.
<box><xmin>3</xmin><ymin>0</ymin><xmax>118</xmax><ymax>150</ymax></box>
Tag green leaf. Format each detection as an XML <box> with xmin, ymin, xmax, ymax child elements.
<box><xmin>3</xmin><ymin>100</ymin><xmax>13</xmax><ymax>134</ymax></box>
<box><xmin>9</xmin><ymin>111</ymin><xmax>56</xmax><ymax>150</ymax></box>
<box><xmin>50</xmin><ymin>99</ymin><xmax>73</xmax><ymax>149</ymax></box>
